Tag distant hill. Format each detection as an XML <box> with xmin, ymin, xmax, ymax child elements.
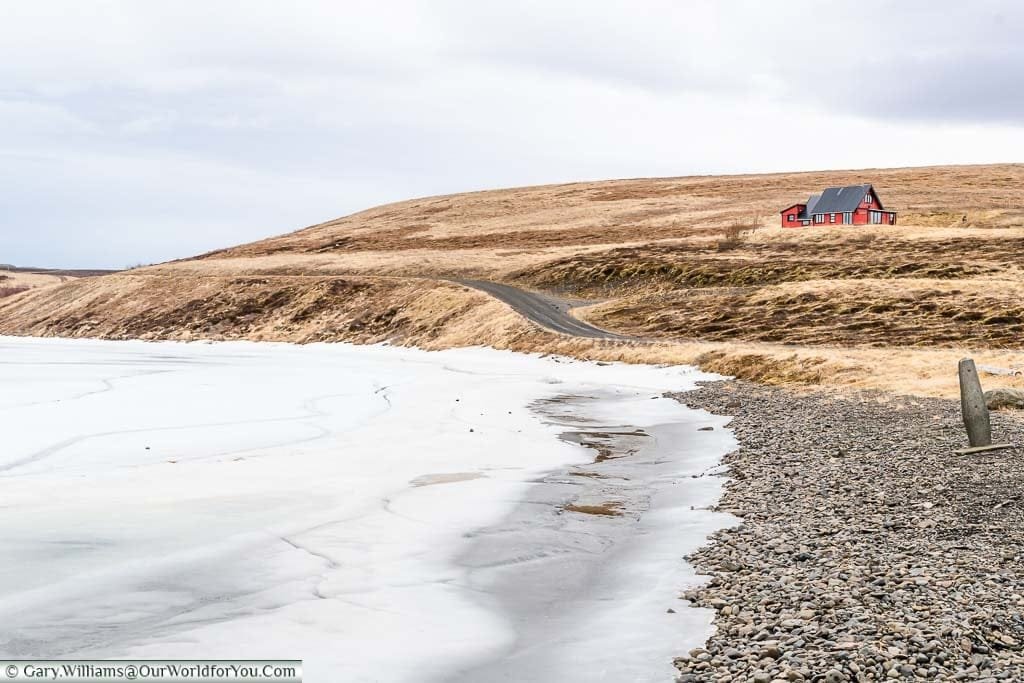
<box><xmin>0</xmin><ymin>265</ymin><xmax>116</xmax><ymax>300</ymax></box>
<box><xmin>1</xmin><ymin>163</ymin><xmax>1022</xmax><ymax>398</ymax></box>
<box><xmin>2</xmin><ymin>265</ymin><xmax>116</xmax><ymax>277</ymax></box>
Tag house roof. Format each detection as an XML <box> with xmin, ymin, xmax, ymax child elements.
<box><xmin>808</xmin><ymin>184</ymin><xmax>873</xmax><ymax>215</ymax></box>
<box><xmin>783</xmin><ymin>194</ymin><xmax>823</xmax><ymax>220</ymax></box>
<box><xmin>805</xmin><ymin>193</ymin><xmax>822</xmax><ymax>216</ymax></box>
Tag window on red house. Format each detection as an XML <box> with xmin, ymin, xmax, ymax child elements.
<box><xmin>830</xmin><ymin>213</ymin><xmax>836</xmax><ymax>223</ymax></box>
<box><xmin>788</xmin><ymin>214</ymin><xmax>795</xmax><ymax>221</ymax></box>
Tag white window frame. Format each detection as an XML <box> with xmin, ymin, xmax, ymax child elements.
<box><xmin>865</xmin><ymin>193</ymin><xmax>872</xmax><ymax>204</ymax></box>
<box><xmin>814</xmin><ymin>214</ymin><xmax>824</xmax><ymax>224</ymax></box>
<box><xmin>788</xmin><ymin>214</ymin><xmax>796</xmax><ymax>221</ymax></box>
<box><xmin>844</xmin><ymin>212</ymin><xmax>852</xmax><ymax>224</ymax></box>
<box><xmin>830</xmin><ymin>213</ymin><xmax>836</xmax><ymax>223</ymax></box>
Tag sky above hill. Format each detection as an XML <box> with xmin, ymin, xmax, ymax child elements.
<box><xmin>2</xmin><ymin>1</ymin><xmax>1023</xmax><ymax>268</ymax></box>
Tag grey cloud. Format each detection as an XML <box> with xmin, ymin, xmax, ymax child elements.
<box><xmin>438</xmin><ymin>0</ymin><xmax>1024</xmax><ymax>124</ymax></box>
<box><xmin>825</xmin><ymin>50</ymin><xmax>1024</xmax><ymax>124</ymax></box>
<box><xmin>1</xmin><ymin>1</ymin><xmax>1023</xmax><ymax>268</ymax></box>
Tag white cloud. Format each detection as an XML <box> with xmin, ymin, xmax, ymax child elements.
<box><xmin>0</xmin><ymin>1</ymin><xmax>1021</xmax><ymax>268</ymax></box>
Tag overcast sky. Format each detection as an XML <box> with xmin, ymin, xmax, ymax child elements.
<box><xmin>2</xmin><ymin>1</ymin><xmax>1023</xmax><ymax>268</ymax></box>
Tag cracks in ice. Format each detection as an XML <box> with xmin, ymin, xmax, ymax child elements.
<box><xmin>374</xmin><ymin>384</ymin><xmax>392</xmax><ymax>409</ymax></box>
<box><xmin>0</xmin><ymin>368</ymin><xmax>174</xmax><ymax>412</ymax></box>
<box><xmin>0</xmin><ymin>388</ymin><xmax>392</xmax><ymax>475</ymax></box>
<box><xmin>277</xmin><ymin>535</ymin><xmax>340</xmax><ymax>601</ymax></box>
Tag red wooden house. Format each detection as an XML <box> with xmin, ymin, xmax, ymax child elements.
<box><xmin>780</xmin><ymin>184</ymin><xmax>896</xmax><ymax>228</ymax></box>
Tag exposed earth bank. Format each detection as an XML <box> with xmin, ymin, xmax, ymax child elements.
<box><xmin>674</xmin><ymin>381</ymin><xmax>1024</xmax><ymax>682</ymax></box>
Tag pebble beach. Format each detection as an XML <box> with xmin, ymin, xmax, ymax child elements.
<box><xmin>674</xmin><ymin>381</ymin><xmax>1024</xmax><ymax>682</ymax></box>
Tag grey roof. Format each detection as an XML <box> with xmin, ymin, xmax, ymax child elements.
<box><xmin>782</xmin><ymin>193</ymin><xmax>822</xmax><ymax>220</ymax></box>
<box><xmin>805</xmin><ymin>193</ymin><xmax>822</xmax><ymax>216</ymax></box>
<box><xmin>807</xmin><ymin>184</ymin><xmax>874</xmax><ymax>215</ymax></box>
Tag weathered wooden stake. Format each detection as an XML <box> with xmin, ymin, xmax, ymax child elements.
<box><xmin>959</xmin><ymin>358</ymin><xmax>992</xmax><ymax>447</ymax></box>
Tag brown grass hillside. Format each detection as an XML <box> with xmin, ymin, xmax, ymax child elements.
<box><xmin>0</xmin><ymin>269</ymin><xmax>71</xmax><ymax>298</ymax></box>
<box><xmin>2</xmin><ymin>163</ymin><xmax>1023</xmax><ymax>398</ymax></box>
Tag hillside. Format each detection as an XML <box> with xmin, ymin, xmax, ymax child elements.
<box><xmin>2</xmin><ymin>163</ymin><xmax>1023</xmax><ymax>398</ymax></box>
<box><xmin>0</xmin><ymin>266</ymin><xmax>111</xmax><ymax>298</ymax></box>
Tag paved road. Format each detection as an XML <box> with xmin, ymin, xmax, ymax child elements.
<box><xmin>456</xmin><ymin>280</ymin><xmax>626</xmax><ymax>340</ymax></box>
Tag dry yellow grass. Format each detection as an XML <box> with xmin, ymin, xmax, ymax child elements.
<box><xmin>0</xmin><ymin>273</ymin><xmax>528</xmax><ymax>347</ymax></box>
<box><xmin>211</xmin><ymin>163</ymin><xmax>1024</xmax><ymax>257</ymax></box>
<box><xmin>578</xmin><ymin>277</ymin><xmax>1024</xmax><ymax>349</ymax></box>
<box><xmin>0</xmin><ymin>269</ymin><xmax>70</xmax><ymax>289</ymax></box>
<box><xmin>2</xmin><ymin>163</ymin><xmax>1022</xmax><ymax>399</ymax></box>
<box><xmin>563</xmin><ymin>502</ymin><xmax>624</xmax><ymax>516</ymax></box>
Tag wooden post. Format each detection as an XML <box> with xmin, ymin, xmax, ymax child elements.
<box><xmin>959</xmin><ymin>358</ymin><xmax>991</xmax><ymax>448</ymax></box>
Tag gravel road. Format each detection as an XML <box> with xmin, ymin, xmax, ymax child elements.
<box><xmin>456</xmin><ymin>279</ymin><xmax>625</xmax><ymax>340</ymax></box>
<box><xmin>673</xmin><ymin>381</ymin><xmax>1024</xmax><ymax>682</ymax></box>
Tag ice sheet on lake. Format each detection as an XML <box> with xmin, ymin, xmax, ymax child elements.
<box><xmin>0</xmin><ymin>337</ymin><xmax>734</xmax><ymax>681</ymax></box>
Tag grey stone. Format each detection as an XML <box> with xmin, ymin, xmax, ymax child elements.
<box><xmin>985</xmin><ymin>388</ymin><xmax>1024</xmax><ymax>411</ymax></box>
<box><xmin>671</xmin><ymin>380</ymin><xmax>1024</xmax><ymax>681</ymax></box>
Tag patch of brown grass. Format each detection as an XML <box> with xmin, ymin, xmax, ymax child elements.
<box><xmin>512</xmin><ymin>247</ymin><xmax>998</xmax><ymax>298</ymax></box>
<box><xmin>899</xmin><ymin>208</ymin><xmax>1024</xmax><ymax>229</ymax></box>
<box><xmin>580</xmin><ymin>279</ymin><xmax>1024</xmax><ymax>348</ymax></box>
<box><xmin>563</xmin><ymin>502</ymin><xmax>623</xmax><ymax>516</ymax></box>
<box><xmin>0</xmin><ymin>269</ymin><xmax>73</xmax><ymax>290</ymax></box>
<box><xmin>693</xmin><ymin>350</ymin><xmax>833</xmax><ymax>386</ymax></box>
<box><xmin>0</xmin><ymin>273</ymin><xmax>532</xmax><ymax>348</ymax></box>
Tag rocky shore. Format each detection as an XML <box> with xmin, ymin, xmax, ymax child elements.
<box><xmin>674</xmin><ymin>381</ymin><xmax>1024</xmax><ymax>682</ymax></box>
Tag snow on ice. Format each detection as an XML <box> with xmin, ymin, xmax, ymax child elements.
<box><xmin>0</xmin><ymin>337</ymin><xmax>734</xmax><ymax>681</ymax></box>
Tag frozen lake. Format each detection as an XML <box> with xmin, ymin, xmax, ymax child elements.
<box><xmin>0</xmin><ymin>337</ymin><xmax>734</xmax><ymax>681</ymax></box>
